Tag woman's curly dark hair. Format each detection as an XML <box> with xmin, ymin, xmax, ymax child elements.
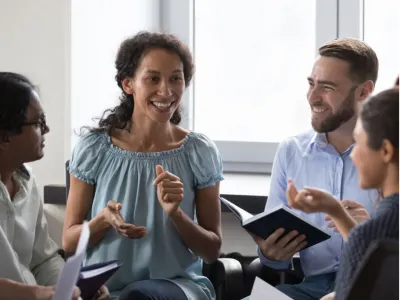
<box><xmin>0</xmin><ymin>72</ymin><xmax>35</xmax><ymax>142</ymax></box>
<box><xmin>90</xmin><ymin>31</ymin><xmax>195</xmax><ymax>133</ymax></box>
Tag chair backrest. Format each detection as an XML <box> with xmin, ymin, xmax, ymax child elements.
<box><xmin>346</xmin><ymin>239</ymin><xmax>399</xmax><ymax>300</ymax></box>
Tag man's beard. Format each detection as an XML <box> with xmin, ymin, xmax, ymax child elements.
<box><xmin>311</xmin><ymin>88</ymin><xmax>356</xmax><ymax>133</ymax></box>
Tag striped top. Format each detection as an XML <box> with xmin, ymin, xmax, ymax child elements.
<box><xmin>334</xmin><ymin>193</ymin><xmax>399</xmax><ymax>300</ymax></box>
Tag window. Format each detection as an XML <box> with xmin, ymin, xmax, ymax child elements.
<box><xmin>70</xmin><ymin>0</ymin><xmax>161</xmax><ymax>149</ymax></box>
<box><xmin>194</xmin><ymin>0</ymin><xmax>316</xmax><ymax>143</ymax></box>
<box><xmin>363</xmin><ymin>0</ymin><xmax>399</xmax><ymax>93</ymax></box>
<box><xmin>70</xmin><ymin>1</ymin><xmax>338</xmax><ymax>173</ymax></box>
<box><xmin>71</xmin><ymin>1</ymin><xmax>397</xmax><ymax>174</ymax></box>
<box><xmin>189</xmin><ymin>0</ymin><xmax>337</xmax><ymax>172</ymax></box>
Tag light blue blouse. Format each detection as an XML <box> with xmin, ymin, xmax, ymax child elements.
<box><xmin>68</xmin><ymin>130</ymin><xmax>224</xmax><ymax>300</ymax></box>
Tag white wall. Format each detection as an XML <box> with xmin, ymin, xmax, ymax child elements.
<box><xmin>0</xmin><ymin>0</ymin><xmax>71</xmax><ymax>193</ymax></box>
<box><xmin>0</xmin><ymin>0</ymin><xmax>162</xmax><ymax>194</ymax></box>
<box><xmin>70</xmin><ymin>0</ymin><xmax>161</xmax><ymax>148</ymax></box>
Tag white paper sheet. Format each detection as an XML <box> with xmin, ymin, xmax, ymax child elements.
<box><xmin>250</xmin><ymin>277</ymin><xmax>293</xmax><ymax>300</ymax></box>
<box><xmin>52</xmin><ymin>222</ymin><xmax>90</xmax><ymax>300</ymax></box>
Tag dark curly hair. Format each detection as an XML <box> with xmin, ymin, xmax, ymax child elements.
<box><xmin>0</xmin><ymin>72</ymin><xmax>36</xmax><ymax>142</ymax></box>
<box><xmin>90</xmin><ymin>31</ymin><xmax>195</xmax><ymax>133</ymax></box>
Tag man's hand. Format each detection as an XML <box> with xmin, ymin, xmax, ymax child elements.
<box><xmin>251</xmin><ymin>228</ymin><xmax>307</xmax><ymax>261</ymax></box>
<box><xmin>325</xmin><ymin>200</ymin><xmax>370</xmax><ymax>232</ymax></box>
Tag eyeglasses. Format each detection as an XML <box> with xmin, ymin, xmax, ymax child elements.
<box><xmin>22</xmin><ymin>116</ymin><xmax>48</xmax><ymax>133</ymax></box>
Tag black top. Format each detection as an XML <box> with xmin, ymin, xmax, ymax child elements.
<box><xmin>334</xmin><ymin>193</ymin><xmax>399</xmax><ymax>300</ymax></box>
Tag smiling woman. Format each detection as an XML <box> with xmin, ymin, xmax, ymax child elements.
<box><xmin>119</xmin><ymin>48</ymin><xmax>186</xmax><ymax>126</ymax></box>
<box><xmin>63</xmin><ymin>31</ymin><xmax>224</xmax><ymax>300</ymax></box>
<box><xmin>88</xmin><ymin>31</ymin><xmax>194</xmax><ymax>133</ymax></box>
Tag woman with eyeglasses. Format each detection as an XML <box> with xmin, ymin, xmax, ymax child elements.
<box><xmin>0</xmin><ymin>72</ymin><xmax>109</xmax><ymax>300</ymax></box>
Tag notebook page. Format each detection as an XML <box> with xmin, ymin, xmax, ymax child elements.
<box><xmin>251</xmin><ymin>277</ymin><xmax>293</xmax><ymax>300</ymax></box>
<box><xmin>80</xmin><ymin>262</ymin><xmax>120</xmax><ymax>279</ymax></box>
<box><xmin>53</xmin><ymin>222</ymin><xmax>90</xmax><ymax>300</ymax></box>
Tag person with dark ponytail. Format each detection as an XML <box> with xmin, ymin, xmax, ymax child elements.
<box><xmin>63</xmin><ymin>32</ymin><xmax>223</xmax><ymax>300</ymax></box>
<box><xmin>287</xmin><ymin>85</ymin><xmax>399</xmax><ymax>299</ymax></box>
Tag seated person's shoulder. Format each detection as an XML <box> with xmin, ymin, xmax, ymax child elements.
<box><xmin>357</xmin><ymin>201</ymin><xmax>398</xmax><ymax>238</ymax></box>
<box><xmin>14</xmin><ymin>164</ymin><xmax>41</xmax><ymax>201</ymax></box>
<box><xmin>186</xmin><ymin>130</ymin><xmax>219</xmax><ymax>153</ymax></box>
<box><xmin>185</xmin><ymin>131</ymin><xmax>223</xmax><ymax>187</ymax></box>
<box><xmin>347</xmin><ymin>212</ymin><xmax>398</xmax><ymax>258</ymax></box>
<box><xmin>78</xmin><ymin>129</ymin><xmax>106</xmax><ymax>146</ymax></box>
<box><xmin>73</xmin><ymin>129</ymin><xmax>108</xmax><ymax>157</ymax></box>
<box><xmin>17</xmin><ymin>164</ymin><xmax>32</xmax><ymax>180</ymax></box>
<box><xmin>16</xmin><ymin>164</ymin><xmax>36</xmax><ymax>188</ymax></box>
<box><xmin>69</xmin><ymin>130</ymin><xmax>109</xmax><ymax>184</ymax></box>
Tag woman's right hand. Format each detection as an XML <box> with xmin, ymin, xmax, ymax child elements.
<box><xmin>102</xmin><ymin>200</ymin><xmax>147</xmax><ymax>239</ymax></box>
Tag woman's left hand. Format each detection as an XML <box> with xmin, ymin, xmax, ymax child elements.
<box><xmin>91</xmin><ymin>285</ymin><xmax>109</xmax><ymax>300</ymax></box>
<box><xmin>154</xmin><ymin>165</ymin><xmax>184</xmax><ymax>216</ymax></box>
<box><xmin>286</xmin><ymin>180</ymin><xmax>340</xmax><ymax>215</ymax></box>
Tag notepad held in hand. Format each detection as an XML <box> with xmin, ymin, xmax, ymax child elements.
<box><xmin>77</xmin><ymin>260</ymin><xmax>122</xmax><ymax>300</ymax></box>
<box><xmin>220</xmin><ymin>197</ymin><xmax>331</xmax><ymax>249</ymax></box>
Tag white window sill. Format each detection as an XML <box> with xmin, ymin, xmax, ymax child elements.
<box><xmin>220</xmin><ymin>172</ymin><xmax>271</xmax><ymax>196</ymax></box>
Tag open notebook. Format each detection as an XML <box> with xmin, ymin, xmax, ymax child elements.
<box><xmin>220</xmin><ymin>197</ymin><xmax>331</xmax><ymax>249</ymax></box>
<box><xmin>52</xmin><ymin>222</ymin><xmax>122</xmax><ymax>300</ymax></box>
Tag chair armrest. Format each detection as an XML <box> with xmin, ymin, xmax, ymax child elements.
<box><xmin>243</xmin><ymin>256</ymin><xmax>304</xmax><ymax>295</ymax></box>
<box><xmin>203</xmin><ymin>258</ymin><xmax>244</xmax><ymax>300</ymax></box>
<box><xmin>248</xmin><ymin>256</ymin><xmax>302</xmax><ymax>273</ymax></box>
<box><xmin>217</xmin><ymin>258</ymin><xmax>244</xmax><ymax>299</ymax></box>
<box><xmin>243</xmin><ymin>258</ymin><xmax>264</xmax><ymax>295</ymax></box>
<box><xmin>248</xmin><ymin>258</ymin><xmax>262</xmax><ymax>276</ymax></box>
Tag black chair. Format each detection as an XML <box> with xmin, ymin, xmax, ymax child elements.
<box><xmin>65</xmin><ymin>161</ymin><xmax>244</xmax><ymax>300</ymax></box>
<box><xmin>242</xmin><ymin>256</ymin><xmax>303</xmax><ymax>296</ymax></box>
<box><xmin>345</xmin><ymin>239</ymin><xmax>399</xmax><ymax>300</ymax></box>
<box><xmin>246</xmin><ymin>239</ymin><xmax>399</xmax><ymax>300</ymax></box>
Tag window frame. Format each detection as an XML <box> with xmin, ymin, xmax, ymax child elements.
<box><xmin>161</xmin><ymin>0</ymin><xmax>365</xmax><ymax>173</ymax></box>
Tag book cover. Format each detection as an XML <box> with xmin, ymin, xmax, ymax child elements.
<box><xmin>220</xmin><ymin>197</ymin><xmax>330</xmax><ymax>249</ymax></box>
<box><xmin>77</xmin><ymin>260</ymin><xmax>122</xmax><ymax>300</ymax></box>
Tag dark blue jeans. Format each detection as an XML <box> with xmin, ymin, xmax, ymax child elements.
<box><xmin>119</xmin><ymin>279</ymin><xmax>188</xmax><ymax>300</ymax></box>
<box><xmin>243</xmin><ymin>272</ymin><xmax>336</xmax><ymax>300</ymax></box>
